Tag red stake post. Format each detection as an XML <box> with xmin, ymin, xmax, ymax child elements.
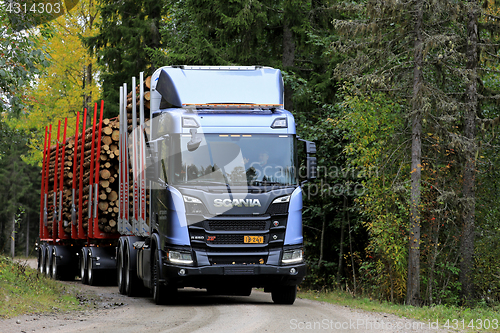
<box><xmin>42</xmin><ymin>125</ymin><xmax>52</xmax><ymax>240</ymax></box>
<box><xmin>40</xmin><ymin>127</ymin><xmax>48</xmax><ymax>241</ymax></box>
<box><xmin>77</xmin><ymin>108</ymin><xmax>88</xmax><ymax>239</ymax></box>
<box><xmin>58</xmin><ymin>118</ymin><xmax>69</xmax><ymax>240</ymax></box>
<box><xmin>52</xmin><ymin>121</ymin><xmax>61</xmax><ymax>241</ymax></box>
<box><xmin>71</xmin><ymin>112</ymin><xmax>80</xmax><ymax>239</ymax></box>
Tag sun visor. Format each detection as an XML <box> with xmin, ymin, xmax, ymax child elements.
<box><xmin>154</xmin><ymin>66</ymin><xmax>284</xmax><ymax>108</ymax></box>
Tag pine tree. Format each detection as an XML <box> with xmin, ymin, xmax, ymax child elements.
<box><xmin>0</xmin><ymin>123</ymin><xmax>40</xmax><ymax>255</ymax></box>
<box><xmin>333</xmin><ymin>0</ymin><xmax>468</xmax><ymax>305</ymax></box>
<box><xmin>84</xmin><ymin>0</ymin><xmax>165</xmax><ymax>117</ymax></box>
<box><xmin>460</xmin><ymin>0</ymin><xmax>479</xmax><ymax>304</ymax></box>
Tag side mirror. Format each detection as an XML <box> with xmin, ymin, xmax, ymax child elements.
<box><xmin>306</xmin><ymin>141</ymin><xmax>316</xmax><ymax>154</ymax></box>
<box><xmin>306</xmin><ymin>141</ymin><xmax>317</xmax><ymax>180</ymax></box>
<box><xmin>298</xmin><ymin>138</ymin><xmax>317</xmax><ymax>182</ymax></box>
<box><xmin>187</xmin><ymin>128</ymin><xmax>202</xmax><ymax>152</ymax></box>
<box><xmin>307</xmin><ymin>156</ymin><xmax>317</xmax><ymax>180</ymax></box>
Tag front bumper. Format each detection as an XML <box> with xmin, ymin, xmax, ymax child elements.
<box><xmin>162</xmin><ymin>262</ymin><xmax>306</xmax><ymax>288</ymax></box>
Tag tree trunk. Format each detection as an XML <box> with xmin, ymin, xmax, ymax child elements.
<box><xmin>427</xmin><ymin>217</ymin><xmax>441</xmax><ymax>304</ymax></box>
<box><xmin>460</xmin><ymin>0</ymin><xmax>478</xmax><ymax>303</ymax></box>
<box><xmin>10</xmin><ymin>213</ymin><xmax>15</xmax><ymax>258</ymax></box>
<box><xmin>407</xmin><ymin>0</ymin><xmax>423</xmax><ymax>307</ymax></box>
<box><xmin>318</xmin><ymin>211</ymin><xmax>326</xmax><ymax>268</ymax></box>
<box><xmin>348</xmin><ymin>207</ymin><xmax>356</xmax><ymax>292</ymax></box>
<box><xmin>25</xmin><ymin>213</ymin><xmax>29</xmax><ymax>257</ymax></box>
<box><xmin>337</xmin><ymin>197</ymin><xmax>346</xmax><ymax>284</ymax></box>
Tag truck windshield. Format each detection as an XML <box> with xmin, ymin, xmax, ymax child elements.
<box><xmin>170</xmin><ymin>134</ymin><xmax>297</xmax><ymax>186</ymax></box>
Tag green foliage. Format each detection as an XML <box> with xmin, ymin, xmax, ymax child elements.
<box><xmin>0</xmin><ymin>121</ymin><xmax>40</xmax><ymax>255</ymax></box>
<box><xmin>299</xmin><ymin>289</ymin><xmax>500</xmax><ymax>332</ymax></box>
<box><xmin>9</xmin><ymin>0</ymin><xmax>101</xmax><ymax>167</ymax></box>
<box><xmin>84</xmin><ymin>0</ymin><xmax>166</xmax><ymax>117</ymax></box>
<box><xmin>336</xmin><ymin>91</ymin><xmax>409</xmax><ymax>301</ymax></box>
<box><xmin>157</xmin><ymin>0</ymin><xmax>282</xmax><ymax>66</ymax></box>
<box><xmin>0</xmin><ymin>8</ymin><xmax>50</xmax><ymax>115</ymax></box>
<box><xmin>331</xmin><ymin>0</ymin><xmax>500</xmax><ymax>306</ymax></box>
<box><xmin>0</xmin><ymin>256</ymin><xmax>79</xmax><ymax>318</ymax></box>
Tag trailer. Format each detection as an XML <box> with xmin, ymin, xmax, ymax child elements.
<box><xmin>37</xmin><ymin>66</ymin><xmax>317</xmax><ymax>305</ymax></box>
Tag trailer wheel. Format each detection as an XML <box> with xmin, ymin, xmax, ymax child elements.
<box><xmin>44</xmin><ymin>245</ymin><xmax>53</xmax><ymax>277</ymax></box>
<box><xmin>87</xmin><ymin>250</ymin><xmax>99</xmax><ymax>286</ymax></box>
<box><xmin>271</xmin><ymin>285</ymin><xmax>297</xmax><ymax>305</ymax></box>
<box><xmin>38</xmin><ymin>244</ymin><xmax>46</xmax><ymax>274</ymax></box>
<box><xmin>117</xmin><ymin>243</ymin><xmax>126</xmax><ymax>295</ymax></box>
<box><xmin>80</xmin><ymin>247</ymin><xmax>89</xmax><ymax>284</ymax></box>
<box><xmin>51</xmin><ymin>250</ymin><xmax>59</xmax><ymax>280</ymax></box>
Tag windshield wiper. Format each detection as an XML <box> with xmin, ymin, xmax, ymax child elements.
<box><xmin>188</xmin><ymin>180</ymin><xmax>229</xmax><ymax>186</ymax></box>
<box><xmin>251</xmin><ymin>180</ymin><xmax>288</xmax><ymax>186</ymax></box>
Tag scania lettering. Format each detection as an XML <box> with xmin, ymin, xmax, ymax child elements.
<box><xmin>213</xmin><ymin>198</ymin><xmax>262</xmax><ymax>208</ymax></box>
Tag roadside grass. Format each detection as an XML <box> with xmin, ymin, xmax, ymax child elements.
<box><xmin>0</xmin><ymin>255</ymin><xmax>80</xmax><ymax>318</ymax></box>
<box><xmin>298</xmin><ymin>289</ymin><xmax>500</xmax><ymax>332</ymax></box>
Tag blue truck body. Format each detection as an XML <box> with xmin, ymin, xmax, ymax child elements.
<box><xmin>37</xmin><ymin>66</ymin><xmax>316</xmax><ymax>305</ymax></box>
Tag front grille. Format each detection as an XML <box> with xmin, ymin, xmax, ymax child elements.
<box><xmin>224</xmin><ymin>267</ymin><xmax>256</xmax><ymax>275</ymax></box>
<box><xmin>210</xmin><ymin>256</ymin><xmax>267</xmax><ymax>266</ymax></box>
<box><xmin>267</xmin><ymin>203</ymin><xmax>288</xmax><ymax>215</ymax></box>
<box><xmin>208</xmin><ymin>220</ymin><xmax>267</xmax><ymax>231</ymax></box>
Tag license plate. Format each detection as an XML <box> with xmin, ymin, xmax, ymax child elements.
<box><xmin>244</xmin><ymin>236</ymin><xmax>264</xmax><ymax>244</ymax></box>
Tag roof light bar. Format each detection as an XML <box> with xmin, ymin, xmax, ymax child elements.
<box><xmin>183</xmin><ymin>103</ymin><xmax>282</xmax><ymax>109</ymax></box>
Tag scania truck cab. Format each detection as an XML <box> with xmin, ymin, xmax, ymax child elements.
<box><xmin>119</xmin><ymin>66</ymin><xmax>316</xmax><ymax>305</ymax></box>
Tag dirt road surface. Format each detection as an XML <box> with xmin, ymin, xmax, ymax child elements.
<box><xmin>1</xmin><ymin>259</ymin><xmax>450</xmax><ymax>333</ymax></box>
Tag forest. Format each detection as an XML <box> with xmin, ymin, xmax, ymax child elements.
<box><xmin>1</xmin><ymin>0</ymin><xmax>500</xmax><ymax>307</ymax></box>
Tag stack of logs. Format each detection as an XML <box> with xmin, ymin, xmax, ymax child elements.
<box><xmin>45</xmin><ymin>76</ymin><xmax>152</xmax><ymax>237</ymax></box>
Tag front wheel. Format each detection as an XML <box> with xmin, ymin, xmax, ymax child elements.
<box><xmin>271</xmin><ymin>285</ymin><xmax>297</xmax><ymax>305</ymax></box>
<box><xmin>152</xmin><ymin>250</ymin><xmax>176</xmax><ymax>305</ymax></box>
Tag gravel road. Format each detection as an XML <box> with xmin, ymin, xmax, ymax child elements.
<box><xmin>1</xmin><ymin>259</ymin><xmax>453</xmax><ymax>333</ymax></box>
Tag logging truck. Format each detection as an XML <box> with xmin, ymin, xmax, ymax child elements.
<box><xmin>37</xmin><ymin>66</ymin><xmax>317</xmax><ymax>305</ymax></box>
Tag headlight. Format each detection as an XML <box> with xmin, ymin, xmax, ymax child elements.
<box><xmin>272</xmin><ymin>195</ymin><xmax>290</xmax><ymax>204</ymax></box>
<box><xmin>183</xmin><ymin>195</ymin><xmax>202</xmax><ymax>204</ymax></box>
<box><xmin>167</xmin><ymin>250</ymin><xmax>194</xmax><ymax>265</ymax></box>
<box><xmin>282</xmin><ymin>249</ymin><xmax>303</xmax><ymax>265</ymax></box>
<box><xmin>183</xmin><ymin>195</ymin><xmax>205</xmax><ymax>214</ymax></box>
<box><xmin>271</xmin><ymin>117</ymin><xmax>287</xmax><ymax>128</ymax></box>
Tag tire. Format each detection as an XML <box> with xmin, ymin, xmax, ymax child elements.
<box><xmin>271</xmin><ymin>285</ymin><xmax>297</xmax><ymax>305</ymax></box>
<box><xmin>45</xmin><ymin>246</ymin><xmax>53</xmax><ymax>277</ymax></box>
<box><xmin>51</xmin><ymin>250</ymin><xmax>59</xmax><ymax>280</ymax></box>
<box><xmin>38</xmin><ymin>244</ymin><xmax>46</xmax><ymax>274</ymax></box>
<box><xmin>152</xmin><ymin>250</ymin><xmax>176</xmax><ymax>305</ymax></box>
<box><xmin>117</xmin><ymin>244</ymin><xmax>126</xmax><ymax>295</ymax></box>
<box><xmin>125</xmin><ymin>247</ymin><xmax>143</xmax><ymax>297</ymax></box>
<box><xmin>80</xmin><ymin>248</ymin><xmax>89</xmax><ymax>284</ymax></box>
<box><xmin>87</xmin><ymin>250</ymin><xmax>99</xmax><ymax>286</ymax></box>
